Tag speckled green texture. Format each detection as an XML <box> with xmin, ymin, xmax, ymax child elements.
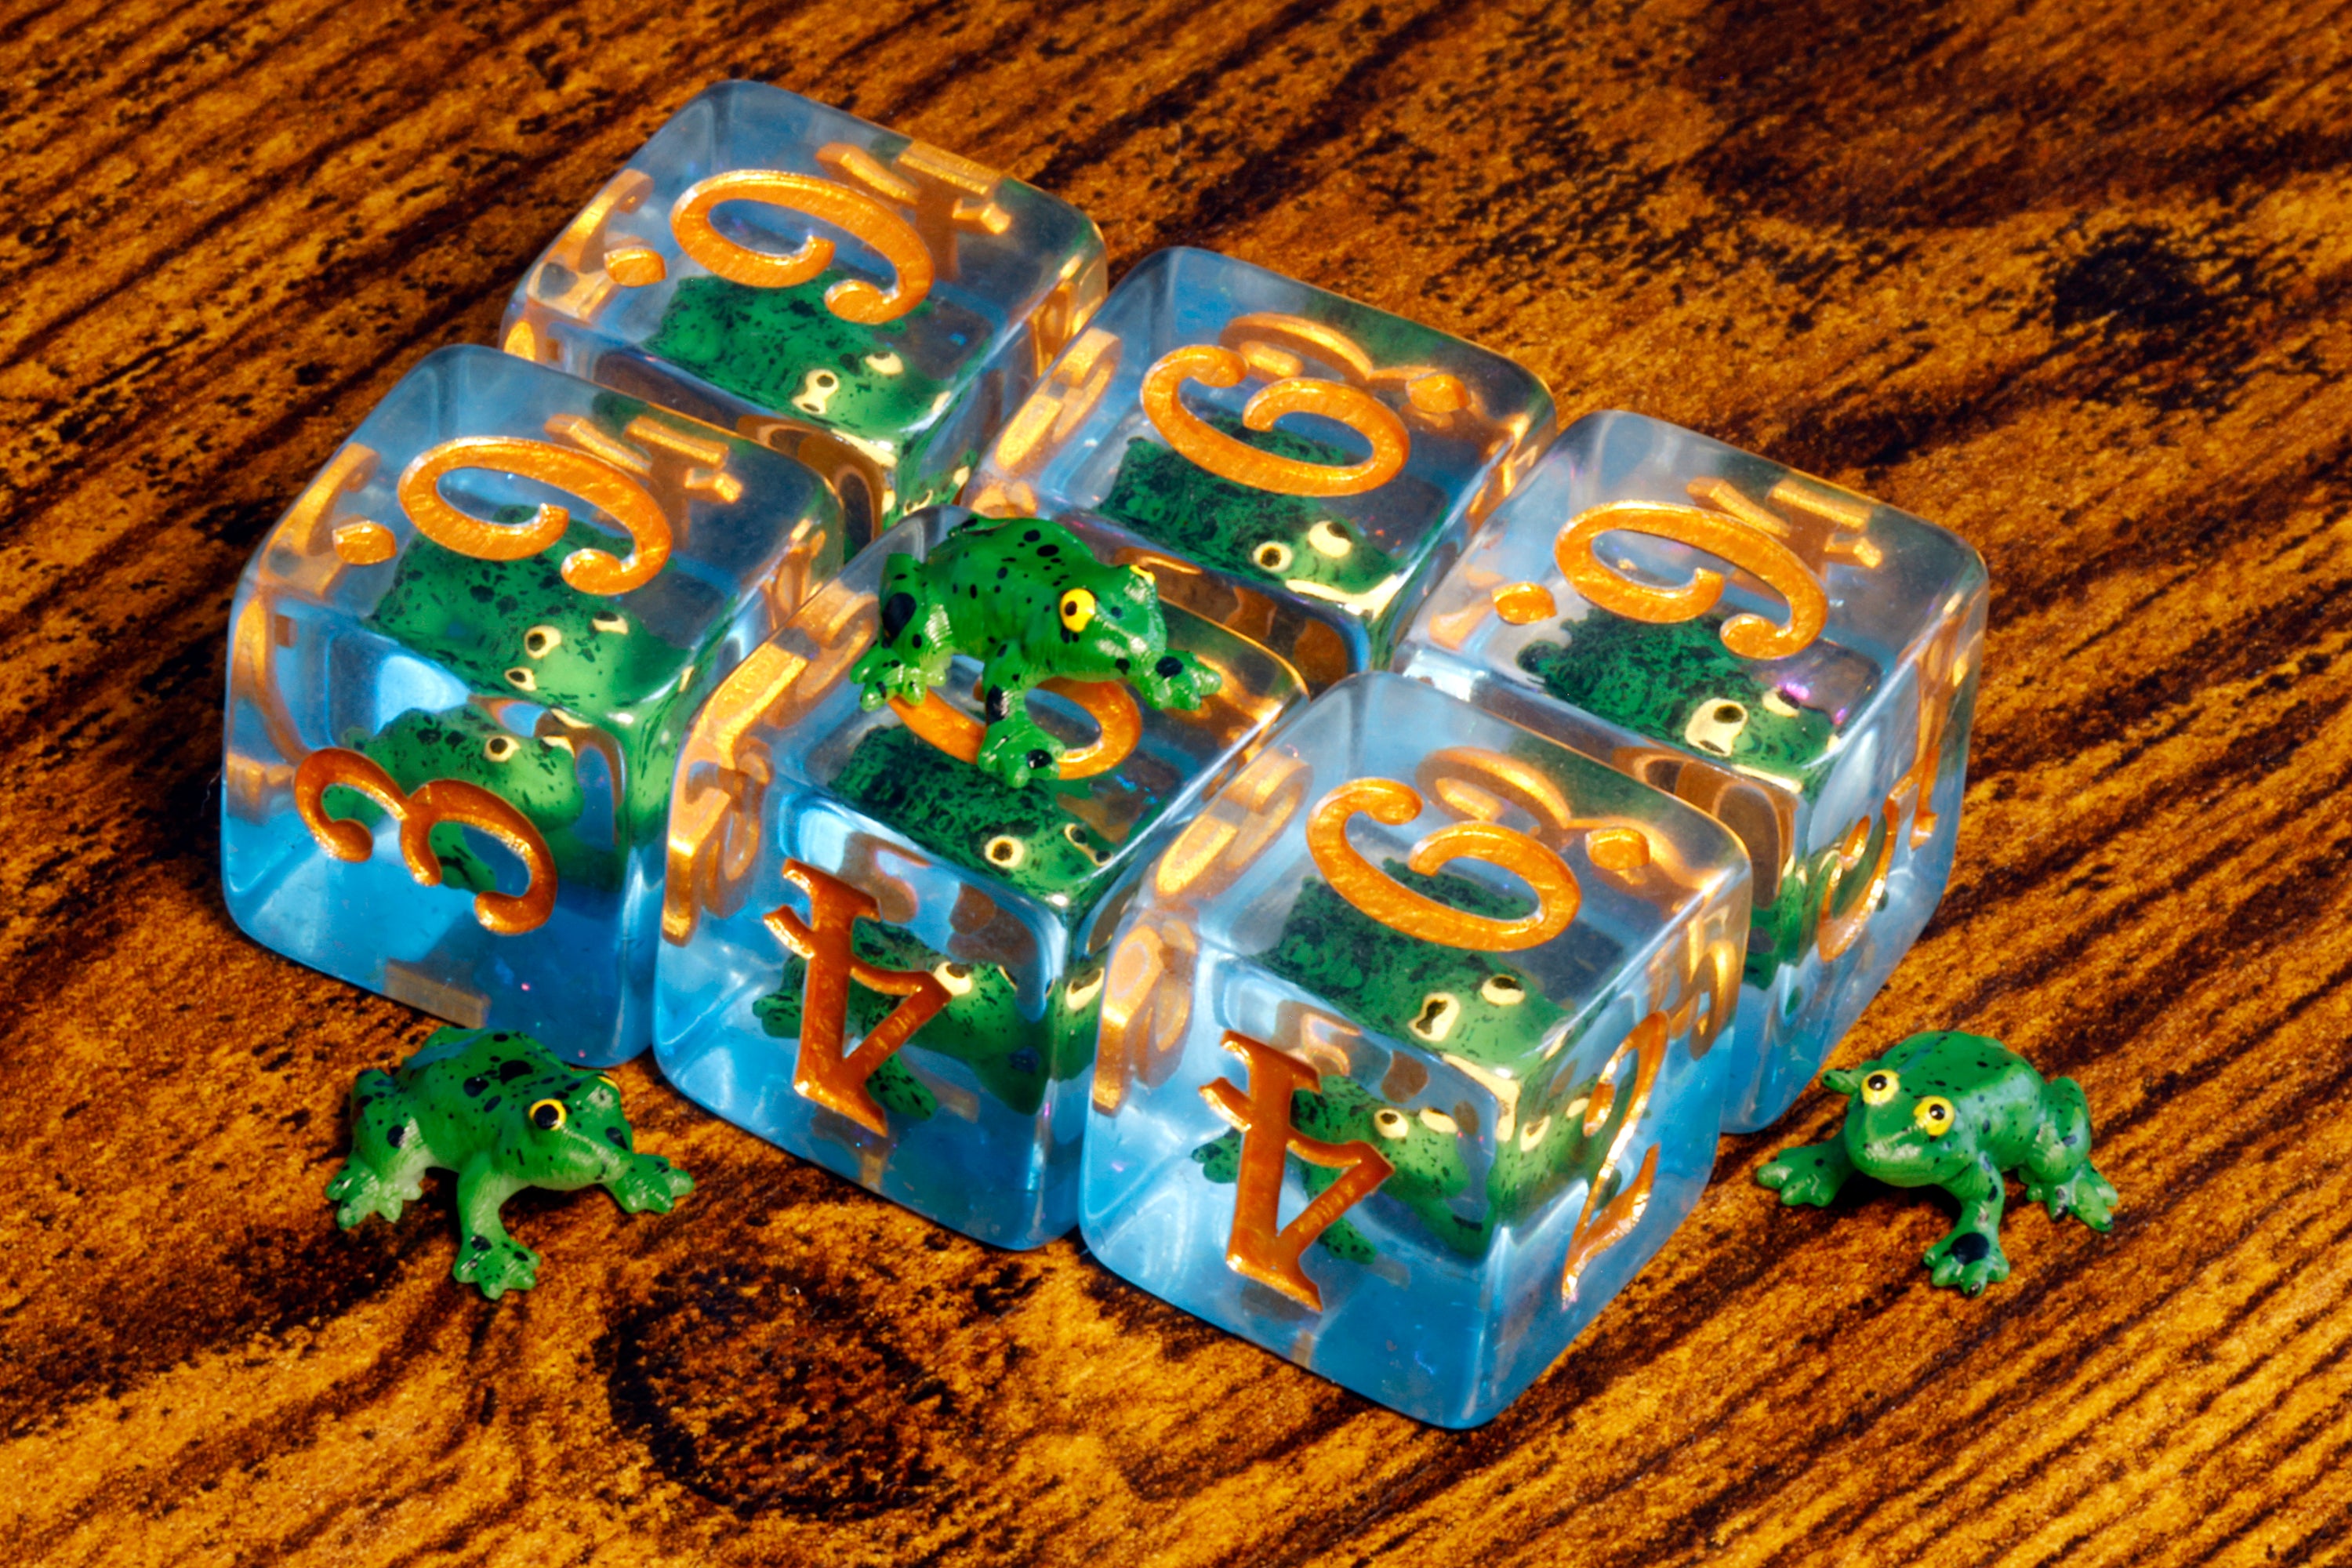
<box><xmin>752</xmin><ymin>917</ymin><xmax>1105</xmax><ymax>1119</ymax></box>
<box><xmin>642</xmin><ymin>270</ymin><xmax>955</xmax><ymax>441</ymax></box>
<box><xmin>1261</xmin><ymin>865</ymin><xmax>1570</xmax><ymax>1071</ymax></box>
<box><xmin>325</xmin><ymin>1027</ymin><xmax>693</xmax><ymax>1300</ymax></box>
<box><xmin>848</xmin><ymin>514</ymin><xmax>1220</xmax><ymax>788</ymax></box>
<box><xmin>1757</xmin><ymin>1030</ymin><xmax>2118</xmax><ymax>1294</ymax></box>
<box><xmin>829</xmin><ymin>724</ymin><xmax>1114</xmax><ymax>909</ymax></box>
<box><xmin>320</xmin><ymin>705</ymin><xmax>587</xmax><ymax>894</ymax></box>
<box><xmin>1096</xmin><ymin>416</ymin><xmax>1401</xmax><ymax>600</ymax></box>
<box><xmin>1515</xmin><ymin>614</ymin><xmax>1839</xmax><ymax>781</ymax></box>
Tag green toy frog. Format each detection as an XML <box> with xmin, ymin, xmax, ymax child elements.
<box><xmin>1515</xmin><ymin>613</ymin><xmax>1876</xmax><ymax>785</ymax></box>
<box><xmin>643</xmin><ymin>270</ymin><xmax>966</xmax><ymax>444</ymax></box>
<box><xmin>1757</xmin><ymin>1030</ymin><xmax>2118</xmax><ymax>1294</ymax></box>
<box><xmin>1097</xmin><ymin>416</ymin><xmax>1404</xmax><ymax>608</ymax></box>
<box><xmin>363</xmin><ymin>510</ymin><xmax>703</xmax><ymax>848</ymax></box>
<box><xmin>321</xmin><ymin>705</ymin><xmax>588</xmax><ymax>893</ymax></box>
<box><xmin>1263</xmin><ymin>866</ymin><xmax>1573</xmax><ymax>1070</ymax></box>
<box><xmin>753</xmin><ymin>918</ymin><xmax>1104</xmax><ymax>1120</ymax></box>
<box><xmin>849</xmin><ymin>516</ymin><xmax>1221</xmax><ymax>787</ymax></box>
<box><xmin>326</xmin><ymin>1027</ymin><xmax>694</xmax><ymax>1300</ymax></box>
<box><xmin>829</xmin><ymin>723</ymin><xmax>1116</xmax><ymax>906</ymax></box>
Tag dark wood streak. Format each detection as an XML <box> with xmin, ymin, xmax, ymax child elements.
<box><xmin>6</xmin><ymin>0</ymin><xmax>2352</xmax><ymax>1563</ymax></box>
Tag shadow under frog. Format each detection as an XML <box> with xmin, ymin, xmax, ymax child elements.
<box><xmin>1191</xmin><ymin>864</ymin><xmax>1633</xmax><ymax>1262</ymax></box>
<box><xmin>643</xmin><ymin>270</ymin><xmax>967</xmax><ymax>443</ymax></box>
<box><xmin>1097</xmin><ymin>415</ymin><xmax>1404</xmax><ymax>608</ymax></box>
<box><xmin>753</xmin><ymin>919</ymin><xmax>1105</xmax><ymax>1121</ymax></box>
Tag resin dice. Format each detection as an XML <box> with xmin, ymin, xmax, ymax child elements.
<box><xmin>502</xmin><ymin>80</ymin><xmax>1106</xmax><ymax>551</ymax></box>
<box><xmin>1394</xmin><ymin>412</ymin><xmax>1987</xmax><ymax>1133</ymax></box>
<box><xmin>222</xmin><ymin>345</ymin><xmax>841</xmax><ymax>1066</ymax></box>
<box><xmin>1080</xmin><ymin>673</ymin><xmax>1749</xmax><ymax>1427</ymax></box>
<box><xmin>653</xmin><ymin>506</ymin><xmax>1306</xmax><ymax>1247</ymax></box>
<box><xmin>963</xmin><ymin>247</ymin><xmax>1553</xmax><ymax>688</ymax></box>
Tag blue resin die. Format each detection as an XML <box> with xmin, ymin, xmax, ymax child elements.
<box><xmin>963</xmin><ymin>247</ymin><xmax>1553</xmax><ymax>688</ymax></box>
<box><xmin>653</xmin><ymin>507</ymin><xmax>1306</xmax><ymax>1247</ymax></box>
<box><xmin>1080</xmin><ymin>673</ymin><xmax>1750</xmax><ymax>1427</ymax></box>
<box><xmin>222</xmin><ymin>345</ymin><xmax>841</xmax><ymax>1065</ymax></box>
<box><xmin>502</xmin><ymin>81</ymin><xmax>1108</xmax><ymax>550</ymax></box>
<box><xmin>1395</xmin><ymin>412</ymin><xmax>1987</xmax><ymax>1132</ymax></box>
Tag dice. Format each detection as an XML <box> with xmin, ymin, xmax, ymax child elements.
<box><xmin>1394</xmin><ymin>411</ymin><xmax>1987</xmax><ymax>1132</ymax></box>
<box><xmin>502</xmin><ymin>81</ymin><xmax>1107</xmax><ymax>553</ymax></box>
<box><xmin>222</xmin><ymin>345</ymin><xmax>841</xmax><ymax>1066</ymax></box>
<box><xmin>653</xmin><ymin>506</ymin><xmax>1307</xmax><ymax>1247</ymax></box>
<box><xmin>1080</xmin><ymin>673</ymin><xmax>1750</xmax><ymax>1426</ymax></box>
<box><xmin>964</xmin><ymin>247</ymin><xmax>1553</xmax><ymax>688</ymax></box>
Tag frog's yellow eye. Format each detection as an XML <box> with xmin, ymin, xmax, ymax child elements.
<box><xmin>1684</xmin><ymin>699</ymin><xmax>1749</xmax><ymax>757</ymax></box>
<box><xmin>504</xmin><ymin>666</ymin><xmax>537</xmax><ymax>692</ymax></box>
<box><xmin>1409</xmin><ymin>992</ymin><xmax>1461</xmax><ymax>1043</ymax></box>
<box><xmin>1307</xmin><ymin>519</ymin><xmax>1355</xmax><ymax>560</ymax></box>
<box><xmin>591</xmin><ymin>612</ymin><xmax>630</xmax><ymax>635</ymax></box>
<box><xmin>984</xmin><ymin>834</ymin><xmax>1027</xmax><ymax>869</ymax></box>
<box><xmin>523</xmin><ymin>625</ymin><xmax>563</xmax><ymax>659</ymax></box>
<box><xmin>1065</xmin><ymin>969</ymin><xmax>1105</xmax><ymax>1008</ymax></box>
<box><xmin>1372</xmin><ymin>1107</ymin><xmax>1412</xmax><ymax>1140</ymax></box>
<box><xmin>528</xmin><ymin>1098</ymin><xmax>567</xmax><ymax>1131</ymax></box>
<box><xmin>1058</xmin><ymin>587</ymin><xmax>1096</xmax><ymax>633</ymax></box>
<box><xmin>930</xmin><ymin>960</ymin><xmax>975</xmax><ymax>996</ymax></box>
<box><xmin>1479</xmin><ymin>974</ymin><xmax>1526</xmax><ymax>1007</ymax></box>
<box><xmin>1915</xmin><ymin>1096</ymin><xmax>1956</xmax><ymax>1137</ymax></box>
<box><xmin>483</xmin><ymin>735</ymin><xmax>518</xmax><ymax>764</ymax></box>
<box><xmin>1062</xmin><ymin>822</ymin><xmax>1106</xmax><ymax>862</ymax></box>
<box><xmin>1860</xmin><ymin>1070</ymin><xmax>1900</xmax><ymax>1106</ymax></box>
<box><xmin>1252</xmin><ymin>539</ymin><xmax>1295</xmax><ymax>573</ymax></box>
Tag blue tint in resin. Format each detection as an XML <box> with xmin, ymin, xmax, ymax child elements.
<box><xmin>503</xmin><ymin>81</ymin><xmax>1107</xmax><ymax>552</ymax></box>
<box><xmin>1394</xmin><ymin>412</ymin><xmax>1987</xmax><ymax>1132</ymax></box>
<box><xmin>654</xmin><ymin>507</ymin><xmax>1306</xmax><ymax>1247</ymax></box>
<box><xmin>1080</xmin><ymin>673</ymin><xmax>1749</xmax><ymax>1426</ymax></box>
<box><xmin>964</xmin><ymin>248</ymin><xmax>1554</xmax><ymax>688</ymax></box>
<box><xmin>222</xmin><ymin>345</ymin><xmax>841</xmax><ymax>1066</ymax></box>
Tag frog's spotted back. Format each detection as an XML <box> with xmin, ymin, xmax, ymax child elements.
<box><xmin>1759</xmin><ymin>1029</ymin><xmax>2116</xmax><ymax>1294</ymax></box>
<box><xmin>326</xmin><ymin>1026</ymin><xmax>693</xmax><ymax>1300</ymax></box>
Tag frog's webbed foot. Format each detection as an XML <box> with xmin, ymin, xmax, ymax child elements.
<box><xmin>1131</xmin><ymin>649</ymin><xmax>1221</xmax><ymax>712</ymax></box>
<box><xmin>1755</xmin><ymin>1139</ymin><xmax>1854</xmax><ymax>1207</ymax></box>
<box><xmin>850</xmin><ymin>644</ymin><xmax>940</xmax><ymax>713</ymax></box>
<box><xmin>608</xmin><ymin>1153</ymin><xmax>695</xmax><ymax>1214</ymax></box>
<box><xmin>326</xmin><ymin>1161</ymin><xmax>422</xmax><ymax>1229</ymax></box>
<box><xmin>976</xmin><ymin>710</ymin><xmax>1063</xmax><ymax>788</ymax></box>
<box><xmin>452</xmin><ymin>1232</ymin><xmax>542</xmax><ymax>1300</ymax></box>
<box><xmin>2024</xmin><ymin>1161</ymin><xmax>2119</xmax><ymax>1232</ymax></box>
<box><xmin>1923</xmin><ymin>1227</ymin><xmax>2011</xmax><ymax>1294</ymax></box>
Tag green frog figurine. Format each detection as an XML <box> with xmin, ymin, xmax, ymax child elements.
<box><xmin>1756</xmin><ymin>1030</ymin><xmax>2118</xmax><ymax>1294</ymax></box>
<box><xmin>327</xmin><ymin>1027</ymin><xmax>694</xmax><ymax>1300</ymax></box>
<box><xmin>850</xmin><ymin>516</ymin><xmax>1221</xmax><ymax>787</ymax></box>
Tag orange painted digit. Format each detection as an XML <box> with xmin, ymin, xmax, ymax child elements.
<box><xmin>292</xmin><ymin>748</ymin><xmax>557</xmax><ymax>936</ymax></box>
<box><xmin>1140</xmin><ymin>345</ymin><xmax>1408</xmax><ymax>498</ymax></box>
<box><xmin>1305</xmin><ymin>778</ymin><xmax>1579</xmax><ymax>952</ymax></box>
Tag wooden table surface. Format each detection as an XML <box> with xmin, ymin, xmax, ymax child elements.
<box><xmin>8</xmin><ymin>1</ymin><xmax>2352</xmax><ymax>1563</ymax></box>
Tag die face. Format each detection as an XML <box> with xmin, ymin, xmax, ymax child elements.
<box><xmin>503</xmin><ymin>81</ymin><xmax>1108</xmax><ymax>552</ymax></box>
<box><xmin>654</xmin><ymin>507</ymin><xmax>1306</xmax><ymax>1248</ymax></box>
<box><xmin>1081</xmin><ymin>673</ymin><xmax>1749</xmax><ymax>1427</ymax></box>
<box><xmin>222</xmin><ymin>345</ymin><xmax>842</xmax><ymax>1066</ymax></box>
<box><xmin>1394</xmin><ymin>410</ymin><xmax>1989</xmax><ymax>1133</ymax></box>
<box><xmin>965</xmin><ymin>248</ymin><xmax>1554</xmax><ymax>689</ymax></box>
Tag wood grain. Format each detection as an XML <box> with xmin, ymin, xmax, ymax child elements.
<box><xmin>5</xmin><ymin>1</ymin><xmax>2352</xmax><ymax>1563</ymax></box>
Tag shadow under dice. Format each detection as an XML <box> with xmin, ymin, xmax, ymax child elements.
<box><xmin>1395</xmin><ymin>411</ymin><xmax>1988</xmax><ymax>1134</ymax></box>
<box><xmin>1081</xmin><ymin>673</ymin><xmax>1750</xmax><ymax>1428</ymax></box>
<box><xmin>222</xmin><ymin>345</ymin><xmax>841</xmax><ymax>1066</ymax></box>
<box><xmin>654</xmin><ymin>506</ymin><xmax>1306</xmax><ymax>1248</ymax></box>
<box><xmin>964</xmin><ymin>247</ymin><xmax>1553</xmax><ymax>689</ymax></box>
<box><xmin>503</xmin><ymin>80</ymin><xmax>1107</xmax><ymax>553</ymax></box>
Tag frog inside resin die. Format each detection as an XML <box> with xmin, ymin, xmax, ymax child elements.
<box><xmin>221</xmin><ymin>345</ymin><xmax>841</xmax><ymax>1066</ymax></box>
<box><xmin>1080</xmin><ymin>673</ymin><xmax>1749</xmax><ymax>1427</ymax></box>
<box><xmin>502</xmin><ymin>80</ymin><xmax>1107</xmax><ymax>554</ymax></box>
<box><xmin>963</xmin><ymin>247</ymin><xmax>1553</xmax><ymax>689</ymax></box>
<box><xmin>1394</xmin><ymin>411</ymin><xmax>1988</xmax><ymax>1134</ymax></box>
<box><xmin>654</xmin><ymin>506</ymin><xmax>1305</xmax><ymax>1247</ymax></box>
